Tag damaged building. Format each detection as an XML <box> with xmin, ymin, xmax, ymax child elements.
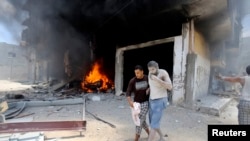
<box><xmin>17</xmin><ymin>0</ymin><xmax>246</xmax><ymax>109</ymax></box>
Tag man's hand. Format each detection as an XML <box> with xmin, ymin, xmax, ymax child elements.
<box><xmin>149</xmin><ymin>73</ymin><xmax>153</xmax><ymax>79</ymax></box>
<box><xmin>146</xmin><ymin>88</ymin><xmax>150</xmax><ymax>95</ymax></box>
<box><xmin>127</xmin><ymin>96</ymin><xmax>134</xmax><ymax>108</ymax></box>
<box><xmin>151</xmin><ymin>74</ymin><xmax>159</xmax><ymax>81</ymax></box>
<box><xmin>215</xmin><ymin>74</ymin><xmax>223</xmax><ymax>80</ymax></box>
<box><xmin>151</xmin><ymin>75</ymin><xmax>164</xmax><ymax>85</ymax></box>
<box><xmin>129</xmin><ymin>101</ymin><xmax>134</xmax><ymax>108</ymax></box>
<box><xmin>150</xmin><ymin>71</ymin><xmax>173</xmax><ymax>90</ymax></box>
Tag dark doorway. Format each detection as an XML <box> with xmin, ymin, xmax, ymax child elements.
<box><xmin>123</xmin><ymin>42</ymin><xmax>174</xmax><ymax>92</ymax></box>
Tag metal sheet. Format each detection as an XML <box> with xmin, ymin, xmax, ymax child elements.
<box><xmin>0</xmin><ymin>121</ymin><xmax>86</xmax><ymax>133</ymax></box>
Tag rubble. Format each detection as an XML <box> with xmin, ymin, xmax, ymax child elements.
<box><xmin>9</xmin><ymin>132</ymin><xmax>44</xmax><ymax>141</ymax></box>
<box><xmin>0</xmin><ymin>79</ymin><xmax>88</xmax><ymax>140</ymax></box>
<box><xmin>0</xmin><ymin>80</ymin><xmax>240</xmax><ymax>141</ymax></box>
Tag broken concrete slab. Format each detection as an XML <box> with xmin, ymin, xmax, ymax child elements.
<box><xmin>86</xmin><ymin>93</ymin><xmax>113</xmax><ymax>101</ymax></box>
<box><xmin>196</xmin><ymin>94</ymin><xmax>233</xmax><ymax>116</ymax></box>
<box><xmin>16</xmin><ymin>98</ymin><xmax>85</xmax><ymax>107</ymax></box>
<box><xmin>50</xmin><ymin>80</ymin><xmax>68</xmax><ymax>92</ymax></box>
<box><xmin>0</xmin><ymin>114</ymin><xmax>5</xmax><ymax>123</ymax></box>
<box><xmin>9</xmin><ymin>132</ymin><xmax>44</xmax><ymax>141</ymax></box>
<box><xmin>51</xmin><ymin>77</ymin><xmax>78</xmax><ymax>92</ymax></box>
<box><xmin>0</xmin><ymin>134</ymin><xmax>12</xmax><ymax>141</ymax></box>
<box><xmin>91</xmin><ymin>95</ymin><xmax>101</xmax><ymax>101</ymax></box>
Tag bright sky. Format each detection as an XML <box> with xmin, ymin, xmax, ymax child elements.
<box><xmin>0</xmin><ymin>23</ymin><xmax>18</xmax><ymax>45</ymax></box>
<box><xmin>241</xmin><ymin>13</ymin><xmax>250</xmax><ymax>38</ymax></box>
<box><xmin>0</xmin><ymin>0</ymin><xmax>26</xmax><ymax>45</ymax></box>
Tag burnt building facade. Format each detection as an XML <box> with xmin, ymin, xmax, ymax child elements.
<box><xmin>21</xmin><ymin>0</ymin><xmax>245</xmax><ymax>108</ymax></box>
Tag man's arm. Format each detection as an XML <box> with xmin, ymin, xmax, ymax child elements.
<box><xmin>126</xmin><ymin>79</ymin><xmax>134</xmax><ymax>108</ymax></box>
<box><xmin>146</xmin><ymin>87</ymin><xmax>150</xmax><ymax>95</ymax></box>
<box><xmin>216</xmin><ymin>75</ymin><xmax>245</xmax><ymax>86</ymax></box>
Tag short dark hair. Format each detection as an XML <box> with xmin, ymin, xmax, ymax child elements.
<box><xmin>246</xmin><ymin>65</ymin><xmax>250</xmax><ymax>75</ymax></box>
<box><xmin>134</xmin><ymin>65</ymin><xmax>143</xmax><ymax>71</ymax></box>
<box><xmin>147</xmin><ymin>60</ymin><xmax>159</xmax><ymax>69</ymax></box>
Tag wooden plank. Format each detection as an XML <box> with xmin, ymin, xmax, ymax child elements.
<box><xmin>51</xmin><ymin>77</ymin><xmax>77</xmax><ymax>91</ymax></box>
<box><xmin>51</xmin><ymin>80</ymin><xmax>69</xmax><ymax>91</ymax></box>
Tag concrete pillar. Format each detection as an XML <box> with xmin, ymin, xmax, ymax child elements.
<box><xmin>172</xmin><ymin>36</ymin><xmax>185</xmax><ymax>105</ymax></box>
<box><xmin>115</xmin><ymin>48</ymin><xmax>124</xmax><ymax>96</ymax></box>
<box><xmin>185</xmin><ymin>53</ymin><xmax>197</xmax><ymax>108</ymax></box>
<box><xmin>27</xmin><ymin>48</ymin><xmax>37</xmax><ymax>83</ymax></box>
<box><xmin>185</xmin><ymin>18</ymin><xmax>196</xmax><ymax>108</ymax></box>
<box><xmin>189</xmin><ymin>19</ymin><xmax>195</xmax><ymax>54</ymax></box>
<box><xmin>171</xmin><ymin>23</ymin><xmax>190</xmax><ymax>105</ymax></box>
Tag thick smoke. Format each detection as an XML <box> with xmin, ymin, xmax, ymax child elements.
<box><xmin>3</xmin><ymin>0</ymin><xmax>192</xmax><ymax>82</ymax></box>
<box><xmin>19</xmin><ymin>0</ymin><xmax>141</xmax><ymax>81</ymax></box>
<box><xmin>0</xmin><ymin>0</ymin><xmax>28</xmax><ymax>44</ymax></box>
<box><xmin>20</xmin><ymin>0</ymin><xmax>97</xmax><ymax>80</ymax></box>
<box><xmin>227</xmin><ymin>10</ymin><xmax>250</xmax><ymax>76</ymax></box>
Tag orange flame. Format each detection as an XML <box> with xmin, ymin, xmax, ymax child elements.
<box><xmin>82</xmin><ymin>61</ymin><xmax>113</xmax><ymax>92</ymax></box>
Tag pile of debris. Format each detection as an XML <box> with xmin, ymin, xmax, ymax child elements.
<box><xmin>0</xmin><ymin>79</ymin><xmax>90</xmax><ymax>140</ymax></box>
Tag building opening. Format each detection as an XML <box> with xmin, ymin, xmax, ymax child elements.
<box><xmin>123</xmin><ymin>42</ymin><xmax>174</xmax><ymax>92</ymax></box>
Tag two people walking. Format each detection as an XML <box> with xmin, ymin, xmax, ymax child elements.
<box><xmin>126</xmin><ymin>60</ymin><xmax>173</xmax><ymax>141</ymax></box>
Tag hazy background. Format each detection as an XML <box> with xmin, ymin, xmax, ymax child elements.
<box><xmin>0</xmin><ymin>0</ymin><xmax>28</xmax><ymax>45</ymax></box>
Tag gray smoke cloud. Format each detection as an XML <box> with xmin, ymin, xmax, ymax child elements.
<box><xmin>0</xmin><ymin>0</ymin><xmax>28</xmax><ymax>45</ymax></box>
<box><xmin>19</xmin><ymin>0</ymin><xmax>95</xmax><ymax>80</ymax></box>
<box><xmin>233</xmin><ymin>8</ymin><xmax>250</xmax><ymax>74</ymax></box>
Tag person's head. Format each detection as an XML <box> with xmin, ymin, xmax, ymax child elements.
<box><xmin>147</xmin><ymin>60</ymin><xmax>159</xmax><ymax>75</ymax></box>
<box><xmin>246</xmin><ymin>65</ymin><xmax>250</xmax><ymax>75</ymax></box>
<box><xmin>134</xmin><ymin>65</ymin><xmax>144</xmax><ymax>79</ymax></box>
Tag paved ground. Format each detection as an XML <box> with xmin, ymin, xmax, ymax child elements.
<box><xmin>0</xmin><ymin>80</ymin><xmax>239</xmax><ymax>141</ymax></box>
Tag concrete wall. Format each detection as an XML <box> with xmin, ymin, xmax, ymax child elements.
<box><xmin>194</xmin><ymin>31</ymin><xmax>210</xmax><ymax>58</ymax></box>
<box><xmin>0</xmin><ymin>43</ymin><xmax>29</xmax><ymax>81</ymax></box>
<box><xmin>194</xmin><ymin>56</ymin><xmax>210</xmax><ymax>98</ymax></box>
<box><xmin>185</xmin><ymin>26</ymin><xmax>211</xmax><ymax>108</ymax></box>
<box><xmin>193</xmin><ymin>29</ymin><xmax>211</xmax><ymax>99</ymax></box>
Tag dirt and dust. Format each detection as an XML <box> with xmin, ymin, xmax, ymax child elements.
<box><xmin>0</xmin><ymin>80</ymin><xmax>238</xmax><ymax>141</ymax></box>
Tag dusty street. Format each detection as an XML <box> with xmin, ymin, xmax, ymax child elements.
<box><xmin>0</xmin><ymin>80</ymin><xmax>238</xmax><ymax>141</ymax></box>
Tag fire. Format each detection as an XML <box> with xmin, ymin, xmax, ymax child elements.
<box><xmin>82</xmin><ymin>60</ymin><xmax>114</xmax><ymax>92</ymax></box>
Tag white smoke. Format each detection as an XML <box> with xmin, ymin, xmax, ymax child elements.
<box><xmin>0</xmin><ymin>0</ymin><xmax>28</xmax><ymax>45</ymax></box>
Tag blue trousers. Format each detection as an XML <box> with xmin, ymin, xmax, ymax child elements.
<box><xmin>149</xmin><ymin>97</ymin><xmax>168</xmax><ymax>129</ymax></box>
